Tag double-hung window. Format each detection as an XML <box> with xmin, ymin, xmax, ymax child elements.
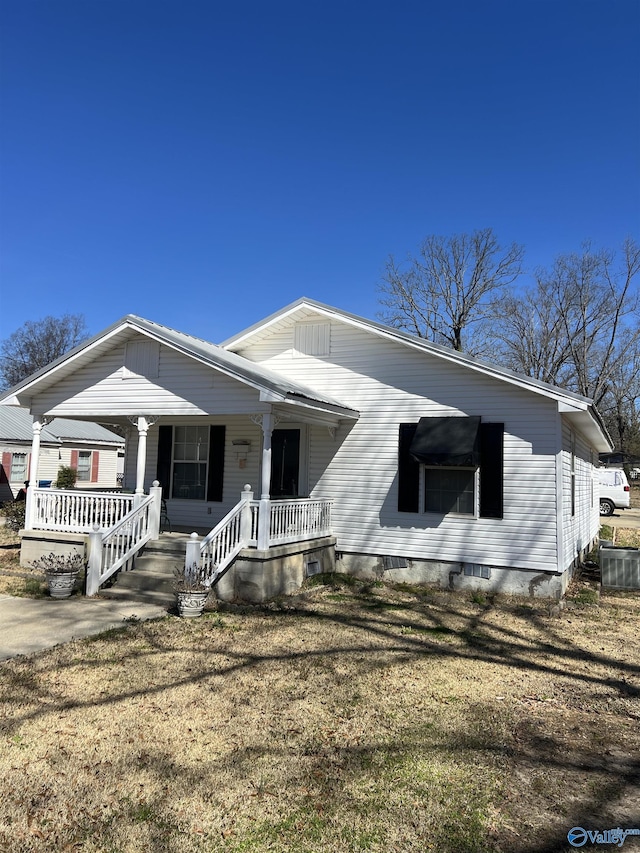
<box><xmin>156</xmin><ymin>424</ymin><xmax>226</xmax><ymax>502</ymax></box>
<box><xmin>76</xmin><ymin>451</ymin><xmax>92</xmax><ymax>482</ymax></box>
<box><xmin>10</xmin><ymin>452</ymin><xmax>28</xmax><ymax>483</ymax></box>
<box><xmin>172</xmin><ymin>426</ymin><xmax>209</xmax><ymax>500</ymax></box>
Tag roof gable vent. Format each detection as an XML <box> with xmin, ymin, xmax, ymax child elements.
<box><xmin>123</xmin><ymin>340</ymin><xmax>160</xmax><ymax>379</ymax></box>
<box><xmin>294</xmin><ymin>322</ymin><xmax>330</xmax><ymax>357</ymax></box>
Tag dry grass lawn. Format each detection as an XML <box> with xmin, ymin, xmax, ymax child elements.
<box><xmin>0</xmin><ymin>551</ymin><xmax>639</xmax><ymax>853</ymax></box>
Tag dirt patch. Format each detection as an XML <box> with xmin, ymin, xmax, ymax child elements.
<box><xmin>0</xmin><ymin>574</ymin><xmax>638</xmax><ymax>853</ymax></box>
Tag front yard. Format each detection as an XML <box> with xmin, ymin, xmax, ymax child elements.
<box><xmin>0</xmin><ymin>559</ymin><xmax>638</xmax><ymax>852</ymax></box>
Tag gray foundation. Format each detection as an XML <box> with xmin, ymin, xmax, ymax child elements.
<box><xmin>19</xmin><ymin>529</ymin><xmax>88</xmax><ymax>567</ymax></box>
<box><xmin>337</xmin><ymin>551</ymin><xmax>574</xmax><ymax>599</ymax></box>
<box><xmin>216</xmin><ymin>537</ymin><xmax>336</xmax><ymax>603</ymax></box>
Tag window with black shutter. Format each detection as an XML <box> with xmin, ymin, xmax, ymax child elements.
<box><xmin>398</xmin><ymin>418</ymin><xmax>504</xmax><ymax>518</ymax></box>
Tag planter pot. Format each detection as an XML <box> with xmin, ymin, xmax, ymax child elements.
<box><xmin>176</xmin><ymin>589</ymin><xmax>209</xmax><ymax>618</ymax></box>
<box><xmin>45</xmin><ymin>571</ymin><xmax>79</xmax><ymax>600</ymax></box>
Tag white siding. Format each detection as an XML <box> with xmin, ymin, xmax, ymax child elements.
<box><xmin>1</xmin><ymin>442</ymin><xmax>121</xmax><ymax>494</ymax></box>
<box><xmin>235</xmin><ymin>316</ymin><xmax>563</xmax><ymax>573</ymax></box>
<box><xmin>561</xmin><ymin>421</ymin><xmax>598</xmax><ymax>571</ymax></box>
<box><xmin>35</xmin><ymin>342</ymin><xmax>264</xmax><ymax>417</ymax></box>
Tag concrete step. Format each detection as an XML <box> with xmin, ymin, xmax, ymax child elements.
<box><xmin>98</xmin><ymin>534</ymin><xmax>189</xmax><ymax>608</ymax></box>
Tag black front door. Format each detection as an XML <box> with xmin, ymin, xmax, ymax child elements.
<box><xmin>270</xmin><ymin>429</ymin><xmax>300</xmax><ymax>497</ymax></box>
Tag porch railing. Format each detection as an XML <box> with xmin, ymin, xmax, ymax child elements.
<box><xmin>29</xmin><ymin>488</ymin><xmax>135</xmax><ymax>533</ymax></box>
<box><xmin>267</xmin><ymin>498</ymin><xmax>332</xmax><ymax>545</ymax></box>
<box><xmin>186</xmin><ymin>486</ymin><xmax>333</xmax><ymax>586</ymax></box>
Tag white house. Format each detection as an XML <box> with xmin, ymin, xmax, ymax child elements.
<box><xmin>0</xmin><ymin>406</ymin><xmax>124</xmax><ymax>503</ymax></box>
<box><xmin>0</xmin><ymin>298</ymin><xmax>612</xmax><ymax>600</ymax></box>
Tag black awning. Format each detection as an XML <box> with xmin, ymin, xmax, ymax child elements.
<box><xmin>409</xmin><ymin>416</ymin><xmax>481</xmax><ymax>467</ymax></box>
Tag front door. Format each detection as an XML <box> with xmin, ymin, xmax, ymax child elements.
<box><xmin>270</xmin><ymin>429</ymin><xmax>300</xmax><ymax>497</ymax></box>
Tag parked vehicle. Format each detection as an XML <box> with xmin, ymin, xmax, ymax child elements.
<box><xmin>598</xmin><ymin>468</ymin><xmax>630</xmax><ymax>516</ymax></box>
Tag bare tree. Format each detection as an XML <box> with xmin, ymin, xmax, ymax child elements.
<box><xmin>378</xmin><ymin>228</ymin><xmax>525</xmax><ymax>353</ymax></box>
<box><xmin>490</xmin><ymin>238</ymin><xmax>640</xmax><ymax>458</ymax></box>
<box><xmin>0</xmin><ymin>314</ymin><xmax>89</xmax><ymax>390</ymax></box>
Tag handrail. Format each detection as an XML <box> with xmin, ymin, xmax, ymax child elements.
<box><xmin>85</xmin><ymin>483</ymin><xmax>163</xmax><ymax>596</ymax></box>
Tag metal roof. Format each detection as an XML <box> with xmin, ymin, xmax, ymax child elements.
<box><xmin>0</xmin><ymin>406</ymin><xmax>124</xmax><ymax>446</ymax></box>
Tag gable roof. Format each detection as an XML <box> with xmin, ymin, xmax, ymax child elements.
<box><xmin>0</xmin><ymin>315</ymin><xmax>359</xmax><ymax>424</ymax></box>
<box><xmin>222</xmin><ymin>297</ymin><xmax>613</xmax><ymax>451</ymax></box>
<box><xmin>0</xmin><ymin>406</ymin><xmax>124</xmax><ymax>446</ymax></box>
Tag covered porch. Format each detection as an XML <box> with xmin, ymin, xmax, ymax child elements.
<box><xmin>2</xmin><ymin>314</ymin><xmax>358</xmax><ymax>600</ymax></box>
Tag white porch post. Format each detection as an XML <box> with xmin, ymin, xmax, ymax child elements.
<box><xmin>258</xmin><ymin>412</ymin><xmax>273</xmax><ymax>550</ymax></box>
<box><xmin>25</xmin><ymin>417</ymin><xmax>44</xmax><ymax>530</ymax></box>
<box><xmin>135</xmin><ymin>416</ymin><xmax>150</xmax><ymax>499</ymax></box>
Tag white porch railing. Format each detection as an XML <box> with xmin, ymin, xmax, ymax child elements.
<box><xmin>85</xmin><ymin>483</ymin><xmax>162</xmax><ymax>595</ymax></box>
<box><xmin>29</xmin><ymin>488</ymin><xmax>136</xmax><ymax>533</ymax></box>
<box><xmin>267</xmin><ymin>498</ymin><xmax>332</xmax><ymax>545</ymax></box>
<box><xmin>186</xmin><ymin>486</ymin><xmax>333</xmax><ymax>586</ymax></box>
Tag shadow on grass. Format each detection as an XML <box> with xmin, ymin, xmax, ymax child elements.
<box><xmin>0</xmin><ymin>577</ymin><xmax>639</xmax><ymax>852</ymax></box>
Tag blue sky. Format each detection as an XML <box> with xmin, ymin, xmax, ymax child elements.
<box><xmin>1</xmin><ymin>0</ymin><xmax>639</xmax><ymax>345</ymax></box>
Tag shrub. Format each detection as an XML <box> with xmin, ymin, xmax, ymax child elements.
<box><xmin>54</xmin><ymin>465</ymin><xmax>77</xmax><ymax>489</ymax></box>
<box><xmin>1</xmin><ymin>500</ymin><xmax>26</xmax><ymax>531</ymax></box>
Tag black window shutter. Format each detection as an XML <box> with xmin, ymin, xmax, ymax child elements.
<box><xmin>207</xmin><ymin>425</ymin><xmax>226</xmax><ymax>502</ymax></box>
<box><xmin>156</xmin><ymin>425</ymin><xmax>173</xmax><ymax>499</ymax></box>
<box><xmin>398</xmin><ymin>423</ymin><xmax>420</xmax><ymax>512</ymax></box>
<box><xmin>479</xmin><ymin>423</ymin><xmax>504</xmax><ymax>519</ymax></box>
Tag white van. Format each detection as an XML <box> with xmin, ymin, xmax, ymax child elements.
<box><xmin>598</xmin><ymin>468</ymin><xmax>630</xmax><ymax>516</ymax></box>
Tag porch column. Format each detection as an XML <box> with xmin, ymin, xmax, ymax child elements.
<box><xmin>258</xmin><ymin>412</ymin><xmax>273</xmax><ymax>550</ymax></box>
<box><xmin>25</xmin><ymin>417</ymin><xmax>44</xmax><ymax>530</ymax></box>
<box><xmin>135</xmin><ymin>416</ymin><xmax>150</xmax><ymax>498</ymax></box>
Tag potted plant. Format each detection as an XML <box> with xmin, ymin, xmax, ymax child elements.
<box><xmin>31</xmin><ymin>551</ymin><xmax>85</xmax><ymax>599</ymax></box>
<box><xmin>174</xmin><ymin>562</ymin><xmax>210</xmax><ymax>618</ymax></box>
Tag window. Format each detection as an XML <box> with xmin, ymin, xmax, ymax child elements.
<box><xmin>76</xmin><ymin>451</ymin><xmax>92</xmax><ymax>482</ymax></box>
<box><xmin>398</xmin><ymin>419</ymin><xmax>504</xmax><ymax>519</ymax></box>
<box><xmin>10</xmin><ymin>452</ymin><xmax>27</xmax><ymax>482</ymax></box>
<box><xmin>156</xmin><ymin>424</ymin><xmax>226</xmax><ymax>502</ymax></box>
<box><xmin>425</xmin><ymin>467</ymin><xmax>475</xmax><ymax>515</ymax></box>
<box><xmin>172</xmin><ymin>426</ymin><xmax>209</xmax><ymax>500</ymax></box>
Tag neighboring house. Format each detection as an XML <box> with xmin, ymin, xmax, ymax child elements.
<box><xmin>0</xmin><ymin>298</ymin><xmax>612</xmax><ymax>598</ymax></box>
<box><xmin>0</xmin><ymin>406</ymin><xmax>125</xmax><ymax>502</ymax></box>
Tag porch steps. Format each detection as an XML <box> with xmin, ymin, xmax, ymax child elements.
<box><xmin>98</xmin><ymin>533</ymin><xmax>191</xmax><ymax>609</ymax></box>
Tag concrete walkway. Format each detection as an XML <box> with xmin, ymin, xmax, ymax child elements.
<box><xmin>0</xmin><ymin>595</ymin><xmax>169</xmax><ymax>662</ymax></box>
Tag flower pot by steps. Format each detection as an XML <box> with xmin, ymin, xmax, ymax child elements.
<box><xmin>45</xmin><ymin>571</ymin><xmax>79</xmax><ymax>600</ymax></box>
<box><xmin>176</xmin><ymin>589</ymin><xmax>209</xmax><ymax>618</ymax></box>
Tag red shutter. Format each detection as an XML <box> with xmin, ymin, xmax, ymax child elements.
<box><xmin>1</xmin><ymin>452</ymin><xmax>11</xmax><ymax>483</ymax></box>
<box><xmin>91</xmin><ymin>451</ymin><xmax>99</xmax><ymax>483</ymax></box>
<box><xmin>70</xmin><ymin>450</ymin><xmax>79</xmax><ymax>470</ymax></box>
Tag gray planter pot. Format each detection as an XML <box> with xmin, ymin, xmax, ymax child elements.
<box><xmin>45</xmin><ymin>571</ymin><xmax>79</xmax><ymax>600</ymax></box>
<box><xmin>176</xmin><ymin>589</ymin><xmax>209</xmax><ymax>618</ymax></box>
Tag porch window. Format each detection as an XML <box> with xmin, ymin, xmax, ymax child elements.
<box><xmin>10</xmin><ymin>452</ymin><xmax>27</xmax><ymax>482</ymax></box>
<box><xmin>172</xmin><ymin>426</ymin><xmax>209</xmax><ymax>500</ymax></box>
<box><xmin>156</xmin><ymin>424</ymin><xmax>226</xmax><ymax>502</ymax></box>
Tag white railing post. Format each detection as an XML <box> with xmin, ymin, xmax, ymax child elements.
<box><xmin>86</xmin><ymin>524</ymin><xmax>103</xmax><ymax>596</ymax></box>
<box><xmin>257</xmin><ymin>498</ymin><xmax>270</xmax><ymax>550</ymax></box>
<box><xmin>185</xmin><ymin>532</ymin><xmax>200</xmax><ymax>580</ymax></box>
<box><xmin>149</xmin><ymin>480</ymin><xmax>162</xmax><ymax>539</ymax></box>
<box><xmin>240</xmin><ymin>484</ymin><xmax>253</xmax><ymax>545</ymax></box>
